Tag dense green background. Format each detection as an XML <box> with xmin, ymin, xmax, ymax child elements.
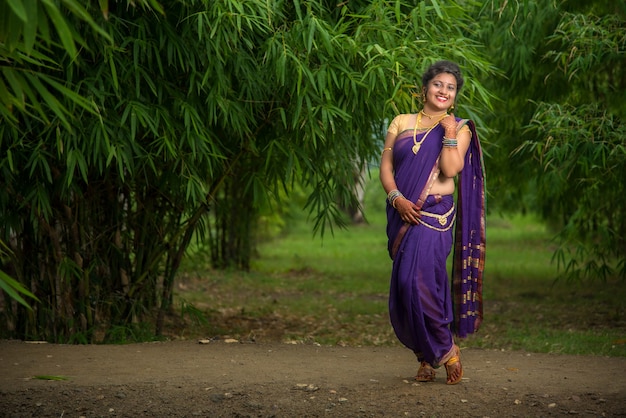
<box><xmin>0</xmin><ymin>1</ymin><xmax>624</xmax><ymax>347</ymax></box>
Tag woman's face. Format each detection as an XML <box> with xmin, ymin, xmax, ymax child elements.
<box><xmin>423</xmin><ymin>72</ymin><xmax>457</xmax><ymax>113</ymax></box>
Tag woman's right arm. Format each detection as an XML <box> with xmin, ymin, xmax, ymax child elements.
<box><xmin>379</xmin><ymin>124</ymin><xmax>398</xmax><ymax>195</ymax></box>
<box><xmin>380</xmin><ymin>115</ymin><xmax>421</xmax><ymax>225</ymax></box>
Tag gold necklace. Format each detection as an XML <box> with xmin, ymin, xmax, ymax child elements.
<box><xmin>412</xmin><ymin>112</ymin><xmax>447</xmax><ymax>154</ymax></box>
<box><xmin>420</xmin><ymin>109</ymin><xmax>448</xmax><ymax>119</ymax></box>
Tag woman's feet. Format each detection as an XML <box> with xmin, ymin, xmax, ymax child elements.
<box><xmin>444</xmin><ymin>345</ymin><xmax>463</xmax><ymax>385</ymax></box>
<box><xmin>415</xmin><ymin>361</ymin><xmax>436</xmax><ymax>382</ymax></box>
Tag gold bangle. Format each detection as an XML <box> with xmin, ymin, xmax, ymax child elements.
<box><xmin>381</xmin><ymin>147</ymin><xmax>392</xmax><ymax>157</ymax></box>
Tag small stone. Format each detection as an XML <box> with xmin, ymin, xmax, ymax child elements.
<box><xmin>210</xmin><ymin>394</ymin><xmax>224</xmax><ymax>403</ymax></box>
<box><xmin>294</xmin><ymin>383</ymin><xmax>319</xmax><ymax>392</ymax></box>
<box><xmin>548</xmin><ymin>403</ymin><xmax>557</xmax><ymax>408</ymax></box>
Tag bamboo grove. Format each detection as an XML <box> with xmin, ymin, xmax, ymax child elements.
<box><xmin>0</xmin><ymin>0</ymin><xmax>494</xmax><ymax>341</ymax></box>
<box><xmin>0</xmin><ymin>0</ymin><xmax>624</xmax><ymax>342</ymax></box>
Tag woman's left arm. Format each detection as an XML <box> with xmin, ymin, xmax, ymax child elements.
<box><xmin>438</xmin><ymin>114</ymin><xmax>471</xmax><ymax>177</ymax></box>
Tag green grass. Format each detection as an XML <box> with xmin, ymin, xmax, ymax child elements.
<box><xmin>174</xmin><ymin>179</ymin><xmax>626</xmax><ymax>357</ymax></box>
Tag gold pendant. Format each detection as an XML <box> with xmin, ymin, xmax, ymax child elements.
<box><xmin>412</xmin><ymin>144</ymin><xmax>420</xmax><ymax>154</ymax></box>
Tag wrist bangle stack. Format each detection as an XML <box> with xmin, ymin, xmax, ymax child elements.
<box><xmin>387</xmin><ymin>189</ymin><xmax>405</xmax><ymax>208</ymax></box>
<box><xmin>442</xmin><ymin>137</ymin><xmax>458</xmax><ymax>148</ymax></box>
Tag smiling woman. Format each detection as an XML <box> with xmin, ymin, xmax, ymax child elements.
<box><xmin>379</xmin><ymin>60</ymin><xmax>486</xmax><ymax>385</ymax></box>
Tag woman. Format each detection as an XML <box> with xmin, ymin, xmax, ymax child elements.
<box><xmin>379</xmin><ymin>60</ymin><xmax>486</xmax><ymax>385</ymax></box>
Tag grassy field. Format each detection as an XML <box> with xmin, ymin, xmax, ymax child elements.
<box><xmin>176</xmin><ymin>178</ymin><xmax>626</xmax><ymax>357</ymax></box>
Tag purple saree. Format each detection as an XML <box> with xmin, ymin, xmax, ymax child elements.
<box><xmin>386</xmin><ymin>119</ymin><xmax>486</xmax><ymax>365</ymax></box>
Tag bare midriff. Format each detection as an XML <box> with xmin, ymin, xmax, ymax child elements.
<box><xmin>430</xmin><ymin>174</ymin><xmax>455</xmax><ymax>195</ymax></box>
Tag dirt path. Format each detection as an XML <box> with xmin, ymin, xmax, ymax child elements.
<box><xmin>1</xmin><ymin>339</ymin><xmax>624</xmax><ymax>417</ymax></box>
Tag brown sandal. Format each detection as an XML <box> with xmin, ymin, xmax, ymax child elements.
<box><xmin>416</xmin><ymin>361</ymin><xmax>436</xmax><ymax>382</ymax></box>
<box><xmin>444</xmin><ymin>345</ymin><xmax>463</xmax><ymax>385</ymax></box>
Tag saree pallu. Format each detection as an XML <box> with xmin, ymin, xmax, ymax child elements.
<box><xmin>452</xmin><ymin>120</ymin><xmax>486</xmax><ymax>338</ymax></box>
<box><xmin>386</xmin><ymin>119</ymin><xmax>486</xmax><ymax>364</ymax></box>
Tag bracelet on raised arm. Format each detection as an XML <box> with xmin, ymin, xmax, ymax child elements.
<box><xmin>442</xmin><ymin>137</ymin><xmax>458</xmax><ymax>148</ymax></box>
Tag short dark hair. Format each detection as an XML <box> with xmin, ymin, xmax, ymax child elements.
<box><xmin>421</xmin><ymin>60</ymin><xmax>464</xmax><ymax>92</ymax></box>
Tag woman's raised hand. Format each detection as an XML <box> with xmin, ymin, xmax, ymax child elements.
<box><xmin>440</xmin><ymin>114</ymin><xmax>457</xmax><ymax>137</ymax></box>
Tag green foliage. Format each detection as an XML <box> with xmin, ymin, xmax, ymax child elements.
<box><xmin>0</xmin><ymin>269</ymin><xmax>39</xmax><ymax>309</ymax></box>
<box><xmin>0</xmin><ymin>239</ymin><xmax>39</xmax><ymax>309</ymax></box>
<box><xmin>0</xmin><ymin>0</ymin><xmax>227</xmax><ymax>341</ymax></box>
<box><xmin>179</xmin><ymin>298</ymin><xmax>209</xmax><ymax>327</ymax></box>
<box><xmin>3</xmin><ymin>0</ymin><xmax>621</xmax><ymax>348</ymax></box>
<box><xmin>519</xmin><ymin>103</ymin><xmax>626</xmax><ymax>280</ymax></box>
<box><xmin>543</xmin><ymin>11</ymin><xmax>626</xmax><ymax>113</ymax></box>
<box><xmin>0</xmin><ymin>0</ymin><xmax>112</xmax><ymax>127</ymax></box>
<box><xmin>104</xmin><ymin>323</ymin><xmax>164</xmax><ymax>344</ymax></box>
<box><xmin>0</xmin><ymin>0</ymin><xmax>496</xmax><ymax>342</ymax></box>
<box><xmin>474</xmin><ymin>0</ymin><xmax>626</xmax><ymax>280</ymax></box>
<box><xmin>473</xmin><ymin>0</ymin><xmax>564</xmax><ymax>210</ymax></box>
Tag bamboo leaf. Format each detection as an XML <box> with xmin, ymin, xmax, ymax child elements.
<box><xmin>145</xmin><ymin>0</ymin><xmax>164</xmax><ymax>15</ymax></box>
<box><xmin>430</xmin><ymin>0</ymin><xmax>443</xmax><ymax>19</ymax></box>
<box><xmin>41</xmin><ymin>0</ymin><xmax>78</xmax><ymax>58</ymax></box>
<box><xmin>22</xmin><ymin>0</ymin><xmax>38</xmax><ymax>53</ymax></box>
<box><xmin>306</xmin><ymin>16</ymin><xmax>315</xmax><ymax>53</ymax></box>
<box><xmin>38</xmin><ymin>73</ymin><xmax>97</xmax><ymax>114</ymax></box>
<box><xmin>25</xmin><ymin>73</ymin><xmax>71</xmax><ymax>129</ymax></box>
<box><xmin>0</xmin><ymin>269</ymin><xmax>39</xmax><ymax>309</ymax></box>
<box><xmin>6</xmin><ymin>0</ymin><xmax>27</xmax><ymax>22</ymax></box>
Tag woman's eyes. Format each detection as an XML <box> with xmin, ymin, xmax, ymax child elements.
<box><xmin>432</xmin><ymin>82</ymin><xmax>456</xmax><ymax>91</ymax></box>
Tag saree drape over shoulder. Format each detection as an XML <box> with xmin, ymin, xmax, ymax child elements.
<box><xmin>386</xmin><ymin>119</ymin><xmax>486</xmax><ymax>366</ymax></box>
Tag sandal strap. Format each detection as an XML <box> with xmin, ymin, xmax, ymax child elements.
<box><xmin>416</xmin><ymin>362</ymin><xmax>436</xmax><ymax>381</ymax></box>
<box><xmin>446</xmin><ymin>355</ymin><xmax>460</xmax><ymax>366</ymax></box>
